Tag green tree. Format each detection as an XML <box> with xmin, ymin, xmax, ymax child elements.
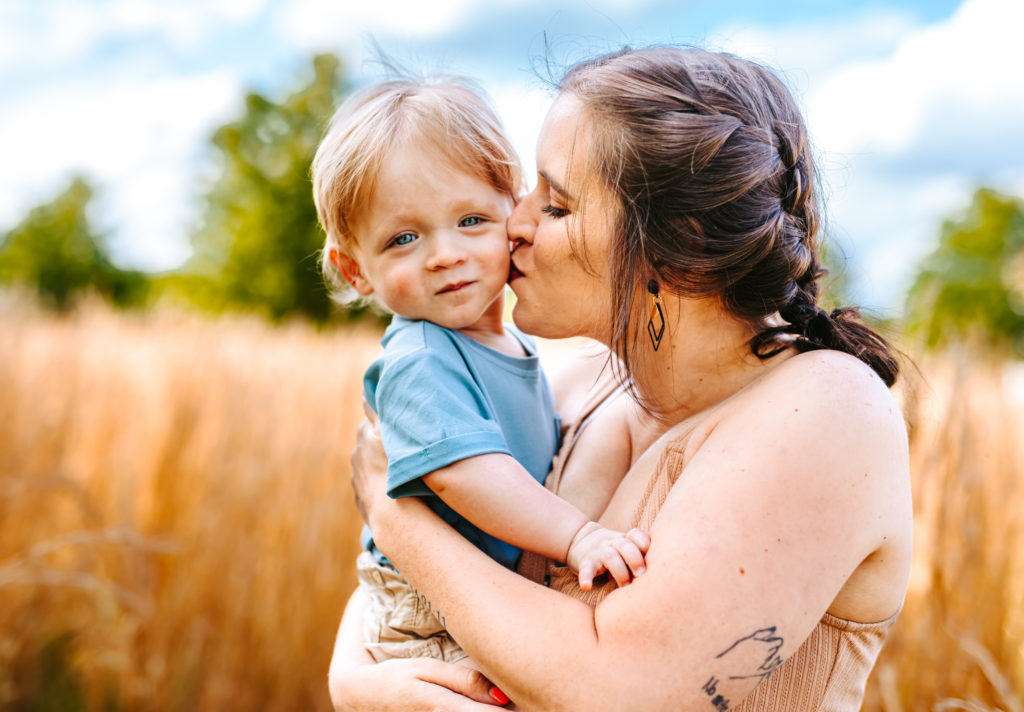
<box><xmin>185</xmin><ymin>53</ymin><xmax>353</xmax><ymax>323</ymax></box>
<box><xmin>904</xmin><ymin>187</ymin><xmax>1024</xmax><ymax>355</ymax></box>
<box><xmin>0</xmin><ymin>177</ymin><xmax>148</xmax><ymax>310</ymax></box>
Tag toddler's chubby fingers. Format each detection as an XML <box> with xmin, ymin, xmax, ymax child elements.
<box><xmin>613</xmin><ymin>539</ymin><xmax>647</xmax><ymax>578</ymax></box>
<box><xmin>603</xmin><ymin>550</ymin><xmax>632</xmax><ymax>587</ymax></box>
<box><xmin>578</xmin><ymin>560</ymin><xmax>599</xmax><ymax>591</ymax></box>
<box><xmin>626</xmin><ymin>527</ymin><xmax>651</xmax><ymax>552</ymax></box>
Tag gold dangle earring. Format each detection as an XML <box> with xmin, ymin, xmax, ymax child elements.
<box><xmin>646</xmin><ymin>280</ymin><xmax>665</xmax><ymax>351</ymax></box>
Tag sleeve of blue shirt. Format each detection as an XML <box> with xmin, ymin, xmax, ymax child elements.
<box><xmin>368</xmin><ymin>343</ymin><xmax>512</xmax><ymax>500</ymax></box>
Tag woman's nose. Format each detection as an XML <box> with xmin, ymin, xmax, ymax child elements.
<box><xmin>507</xmin><ymin>190</ymin><xmax>538</xmax><ymax>245</ymax></box>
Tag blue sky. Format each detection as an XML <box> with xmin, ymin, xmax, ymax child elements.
<box><xmin>1</xmin><ymin>0</ymin><xmax>1021</xmax><ymax>315</ymax></box>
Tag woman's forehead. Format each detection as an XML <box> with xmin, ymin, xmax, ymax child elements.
<box><xmin>538</xmin><ymin>95</ymin><xmax>583</xmax><ymax>152</ymax></box>
<box><xmin>536</xmin><ymin>94</ymin><xmax>591</xmax><ymax>194</ymax></box>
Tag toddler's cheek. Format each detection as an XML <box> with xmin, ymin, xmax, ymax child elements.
<box><xmin>390</xmin><ymin>270</ymin><xmax>422</xmax><ymax>299</ymax></box>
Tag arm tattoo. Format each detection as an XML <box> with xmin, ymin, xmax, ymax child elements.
<box><xmin>699</xmin><ymin>626</ymin><xmax>786</xmax><ymax>710</ymax></box>
<box><xmin>717</xmin><ymin>626</ymin><xmax>785</xmax><ymax>681</ymax></box>
<box><xmin>701</xmin><ymin>677</ymin><xmax>732</xmax><ymax>711</ymax></box>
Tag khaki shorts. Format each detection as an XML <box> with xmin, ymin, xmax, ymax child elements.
<box><xmin>356</xmin><ymin>551</ymin><xmax>468</xmax><ymax>664</ymax></box>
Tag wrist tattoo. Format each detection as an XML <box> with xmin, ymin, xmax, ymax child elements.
<box><xmin>411</xmin><ymin>584</ymin><xmax>447</xmax><ymax>629</ymax></box>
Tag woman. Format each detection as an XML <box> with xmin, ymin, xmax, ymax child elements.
<box><xmin>330</xmin><ymin>46</ymin><xmax>912</xmax><ymax>711</ymax></box>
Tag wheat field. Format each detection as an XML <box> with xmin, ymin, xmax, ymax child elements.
<box><xmin>1</xmin><ymin>298</ymin><xmax>1022</xmax><ymax>711</ymax></box>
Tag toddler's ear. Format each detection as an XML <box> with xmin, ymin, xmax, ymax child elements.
<box><xmin>329</xmin><ymin>247</ymin><xmax>374</xmax><ymax>296</ymax></box>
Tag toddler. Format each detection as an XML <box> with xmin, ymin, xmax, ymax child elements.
<box><xmin>312</xmin><ymin>77</ymin><xmax>646</xmax><ymax>665</ymax></box>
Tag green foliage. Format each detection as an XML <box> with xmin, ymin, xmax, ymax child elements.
<box><xmin>905</xmin><ymin>187</ymin><xmax>1024</xmax><ymax>355</ymax></box>
<box><xmin>0</xmin><ymin>177</ymin><xmax>149</xmax><ymax>311</ymax></box>
<box><xmin>185</xmin><ymin>53</ymin><xmax>360</xmax><ymax>323</ymax></box>
<box><xmin>818</xmin><ymin>237</ymin><xmax>855</xmax><ymax>311</ymax></box>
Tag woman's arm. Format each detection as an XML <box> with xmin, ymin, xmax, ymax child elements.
<box><xmin>361</xmin><ymin>352</ymin><xmax>911</xmax><ymax>711</ymax></box>
<box><xmin>327</xmin><ymin>586</ymin><xmax>505</xmax><ymax>712</ymax></box>
<box><xmin>423</xmin><ymin>454</ymin><xmax>647</xmax><ymax>588</ymax></box>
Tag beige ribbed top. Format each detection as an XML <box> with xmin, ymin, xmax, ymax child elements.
<box><xmin>518</xmin><ymin>370</ymin><xmax>897</xmax><ymax>711</ymax></box>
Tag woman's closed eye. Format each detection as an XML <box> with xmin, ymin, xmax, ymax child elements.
<box><xmin>541</xmin><ymin>204</ymin><xmax>569</xmax><ymax>219</ymax></box>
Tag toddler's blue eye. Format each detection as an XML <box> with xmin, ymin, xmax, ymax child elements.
<box><xmin>460</xmin><ymin>216</ymin><xmax>483</xmax><ymax>227</ymax></box>
<box><xmin>392</xmin><ymin>233</ymin><xmax>416</xmax><ymax>246</ymax></box>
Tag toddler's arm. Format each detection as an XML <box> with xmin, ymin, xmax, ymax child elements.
<box><xmin>423</xmin><ymin>455</ymin><xmax>648</xmax><ymax>589</ymax></box>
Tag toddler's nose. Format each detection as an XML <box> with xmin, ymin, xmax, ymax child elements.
<box><xmin>426</xmin><ymin>232</ymin><xmax>466</xmax><ymax>270</ymax></box>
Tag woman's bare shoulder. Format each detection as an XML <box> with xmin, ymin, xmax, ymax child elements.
<box><xmin>711</xmin><ymin>349</ymin><xmax>910</xmax><ymax>533</ymax></box>
<box><xmin>708</xmin><ymin>350</ymin><xmax>909</xmax><ymax>486</ymax></box>
<box><xmin>753</xmin><ymin>348</ymin><xmax>902</xmax><ymax>423</ymax></box>
<box><xmin>649</xmin><ymin>349</ymin><xmax>904</xmax><ymax>469</ymax></box>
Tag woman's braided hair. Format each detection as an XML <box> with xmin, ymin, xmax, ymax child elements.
<box><xmin>559</xmin><ymin>46</ymin><xmax>899</xmax><ymax>387</ymax></box>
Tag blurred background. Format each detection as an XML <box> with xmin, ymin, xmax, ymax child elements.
<box><xmin>1</xmin><ymin>0</ymin><xmax>1021</xmax><ymax>710</ymax></box>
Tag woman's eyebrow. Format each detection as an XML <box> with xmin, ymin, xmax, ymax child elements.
<box><xmin>539</xmin><ymin>170</ymin><xmax>574</xmax><ymax>202</ymax></box>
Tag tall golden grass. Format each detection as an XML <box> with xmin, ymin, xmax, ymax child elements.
<box><xmin>1</xmin><ymin>297</ymin><xmax>1021</xmax><ymax>710</ymax></box>
<box><xmin>1</xmin><ymin>297</ymin><xmax>376</xmax><ymax>711</ymax></box>
<box><xmin>866</xmin><ymin>351</ymin><xmax>1024</xmax><ymax>712</ymax></box>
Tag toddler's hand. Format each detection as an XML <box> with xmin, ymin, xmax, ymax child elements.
<box><xmin>566</xmin><ymin>522</ymin><xmax>650</xmax><ymax>591</ymax></box>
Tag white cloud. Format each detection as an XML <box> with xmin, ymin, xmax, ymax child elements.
<box><xmin>0</xmin><ymin>1</ymin><xmax>107</xmax><ymax>69</ymax></box>
<box><xmin>273</xmin><ymin>0</ymin><xmax>541</xmax><ymax>55</ymax></box>
<box><xmin>96</xmin><ymin>0</ymin><xmax>268</xmax><ymax>49</ymax></box>
<box><xmin>586</xmin><ymin>0</ymin><xmax>658</xmax><ymax>10</ymax></box>
<box><xmin>709</xmin><ymin>7</ymin><xmax>917</xmax><ymax>85</ymax></box>
<box><xmin>487</xmin><ymin>80</ymin><xmax>554</xmax><ymax>185</ymax></box>
<box><xmin>103</xmin><ymin>1</ymin><xmax>208</xmax><ymax>50</ymax></box>
<box><xmin>807</xmin><ymin>0</ymin><xmax>1024</xmax><ymax>157</ymax></box>
<box><xmin>0</xmin><ymin>0</ymin><xmax>272</xmax><ymax>73</ymax></box>
<box><xmin>0</xmin><ymin>69</ymin><xmax>243</xmax><ymax>270</ymax></box>
<box><xmin>208</xmin><ymin>0</ymin><xmax>271</xmax><ymax>24</ymax></box>
<box><xmin>276</xmin><ymin>0</ymin><xmax>480</xmax><ymax>49</ymax></box>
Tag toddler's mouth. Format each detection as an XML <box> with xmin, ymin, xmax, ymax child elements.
<box><xmin>438</xmin><ymin>281</ymin><xmax>472</xmax><ymax>294</ymax></box>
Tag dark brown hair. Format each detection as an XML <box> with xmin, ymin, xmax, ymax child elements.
<box><xmin>559</xmin><ymin>46</ymin><xmax>899</xmax><ymax>387</ymax></box>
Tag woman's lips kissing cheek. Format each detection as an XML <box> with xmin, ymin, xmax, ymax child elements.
<box><xmin>507</xmin><ymin>262</ymin><xmax>523</xmax><ymax>283</ymax></box>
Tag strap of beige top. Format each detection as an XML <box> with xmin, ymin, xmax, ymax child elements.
<box><xmin>546</xmin><ymin>368</ymin><xmax>625</xmax><ymax>495</ymax></box>
<box><xmin>516</xmin><ymin>367</ymin><xmax>625</xmax><ymax>584</ymax></box>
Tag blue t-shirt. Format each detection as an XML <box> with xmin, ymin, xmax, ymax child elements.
<box><xmin>361</xmin><ymin>316</ymin><xmax>560</xmax><ymax>570</ymax></box>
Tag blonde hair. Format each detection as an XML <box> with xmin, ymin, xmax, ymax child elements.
<box><xmin>312</xmin><ymin>77</ymin><xmax>523</xmax><ymax>305</ymax></box>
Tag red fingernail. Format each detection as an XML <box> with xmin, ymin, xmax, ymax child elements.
<box><xmin>490</xmin><ymin>685</ymin><xmax>510</xmax><ymax>705</ymax></box>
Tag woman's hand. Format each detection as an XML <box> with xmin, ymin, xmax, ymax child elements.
<box><xmin>329</xmin><ymin>657</ymin><xmax>507</xmax><ymax>712</ymax></box>
<box><xmin>329</xmin><ymin>587</ymin><xmax>510</xmax><ymax>712</ymax></box>
<box><xmin>349</xmin><ymin>399</ymin><xmax>390</xmax><ymax>526</ymax></box>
